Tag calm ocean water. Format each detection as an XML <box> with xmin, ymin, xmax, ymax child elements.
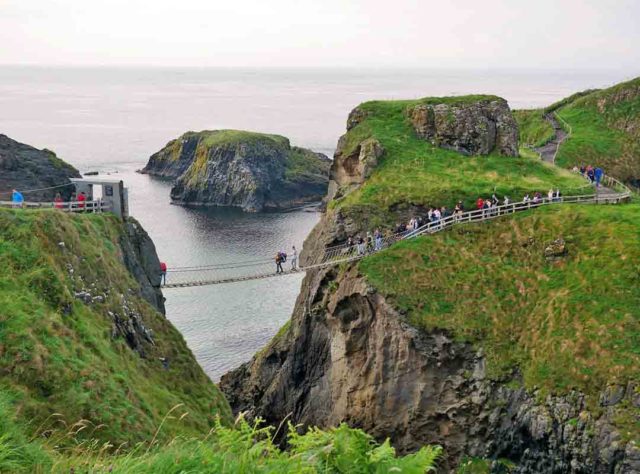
<box><xmin>0</xmin><ymin>66</ymin><xmax>633</xmax><ymax>380</ymax></box>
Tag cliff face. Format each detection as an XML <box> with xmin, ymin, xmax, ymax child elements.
<box><xmin>220</xmin><ymin>94</ymin><xmax>639</xmax><ymax>472</ymax></box>
<box><xmin>0</xmin><ymin>134</ymin><xmax>80</xmax><ymax>201</ymax></box>
<box><xmin>120</xmin><ymin>218</ymin><xmax>165</xmax><ymax>315</ymax></box>
<box><xmin>141</xmin><ymin>130</ymin><xmax>330</xmax><ymax>212</ymax></box>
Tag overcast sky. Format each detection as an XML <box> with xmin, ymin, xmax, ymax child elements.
<box><xmin>1</xmin><ymin>0</ymin><xmax>639</xmax><ymax>69</ymax></box>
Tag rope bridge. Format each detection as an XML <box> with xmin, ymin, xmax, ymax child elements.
<box><xmin>162</xmin><ymin>175</ymin><xmax>632</xmax><ymax>289</ymax></box>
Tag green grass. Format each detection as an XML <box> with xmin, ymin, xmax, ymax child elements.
<box><xmin>360</xmin><ymin>205</ymin><xmax>640</xmax><ymax>408</ymax></box>
<box><xmin>329</xmin><ymin>97</ymin><xmax>588</xmax><ymax>230</ymax></box>
<box><xmin>553</xmin><ymin>77</ymin><xmax>640</xmax><ymax>184</ymax></box>
<box><xmin>0</xmin><ymin>210</ymin><xmax>231</xmax><ymax>448</ymax></box>
<box><xmin>284</xmin><ymin>147</ymin><xmax>330</xmax><ymax>184</ymax></box>
<box><xmin>190</xmin><ymin>129</ymin><xmax>290</xmax><ymax>149</ymax></box>
<box><xmin>513</xmin><ymin>109</ymin><xmax>554</xmax><ymax>147</ymax></box>
<box><xmin>0</xmin><ymin>413</ymin><xmax>441</xmax><ymax>473</ymax></box>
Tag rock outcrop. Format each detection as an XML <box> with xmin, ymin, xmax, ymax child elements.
<box><xmin>141</xmin><ymin>130</ymin><xmax>330</xmax><ymax>212</ymax></box>
<box><xmin>0</xmin><ymin>134</ymin><xmax>80</xmax><ymax>201</ymax></box>
<box><xmin>407</xmin><ymin>98</ymin><xmax>519</xmax><ymax>156</ymax></box>
<box><xmin>119</xmin><ymin>218</ymin><xmax>166</xmax><ymax>315</ymax></box>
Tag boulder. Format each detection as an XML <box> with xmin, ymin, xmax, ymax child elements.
<box><xmin>407</xmin><ymin>98</ymin><xmax>519</xmax><ymax>156</ymax></box>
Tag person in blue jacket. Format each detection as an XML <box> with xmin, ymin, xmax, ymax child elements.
<box><xmin>11</xmin><ymin>189</ymin><xmax>24</xmax><ymax>208</ymax></box>
<box><xmin>594</xmin><ymin>167</ymin><xmax>604</xmax><ymax>187</ymax></box>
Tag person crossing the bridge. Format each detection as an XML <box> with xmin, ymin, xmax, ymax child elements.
<box><xmin>291</xmin><ymin>246</ymin><xmax>298</xmax><ymax>271</ymax></box>
<box><xmin>275</xmin><ymin>252</ymin><xmax>285</xmax><ymax>274</ymax></box>
<box><xmin>160</xmin><ymin>261</ymin><xmax>167</xmax><ymax>285</ymax></box>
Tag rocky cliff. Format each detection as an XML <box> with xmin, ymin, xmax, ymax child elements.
<box><xmin>220</xmin><ymin>95</ymin><xmax>639</xmax><ymax>472</ymax></box>
<box><xmin>141</xmin><ymin>130</ymin><xmax>330</xmax><ymax>212</ymax></box>
<box><xmin>0</xmin><ymin>134</ymin><xmax>81</xmax><ymax>201</ymax></box>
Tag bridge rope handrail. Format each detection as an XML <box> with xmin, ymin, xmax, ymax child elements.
<box><xmin>162</xmin><ymin>174</ymin><xmax>632</xmax><ymax>288</ymax></box>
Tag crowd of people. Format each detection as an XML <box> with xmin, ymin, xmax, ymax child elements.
<box><xmin>8</xmin><ymin>188</ymin><xmax>89</xmax><ymax>210</ymax></box>
<box><xmin>338</xmin><ymin>189</ymin><xmax>566</xmax><ymax>258</ymax></box>
<box><xmin>573</xmin><ymin>165</ymin><xmax>604</xmax><ymax>187</ymax></box>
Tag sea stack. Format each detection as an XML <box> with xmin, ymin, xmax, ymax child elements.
<box><xmin>141</xmin><ymin>130</ymin><xmax>331</xmax><ymax>212</ymax></box>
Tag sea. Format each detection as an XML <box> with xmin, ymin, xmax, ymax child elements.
<box><xmin>0</xmin><ymin>66</ymin><xmax>635</xmax><ymax>380</ymax></box>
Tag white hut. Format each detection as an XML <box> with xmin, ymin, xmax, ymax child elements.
<box><xmin>69</xmin><ymin>178</ymin><xmax>129</xmax><ymax>219</ymax></box>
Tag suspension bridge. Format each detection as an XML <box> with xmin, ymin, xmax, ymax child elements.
<box><xmin>161</xmin><ymin>175</ymin><xmax>632</xmax><ymax>289</ymax></box>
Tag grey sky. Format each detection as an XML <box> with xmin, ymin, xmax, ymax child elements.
<box><xmin>1</xmin><ymin>0</ymin><xmax>639</xmax><ymax>68</ymax></box>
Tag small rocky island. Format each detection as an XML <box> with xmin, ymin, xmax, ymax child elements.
<box><xmin>141</xmin><ymin>130</ymin><xmax>331</xmax><ymax>212</ymax></box>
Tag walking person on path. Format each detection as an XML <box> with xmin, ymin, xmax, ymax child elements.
<box><xmin>54</xmin><ymin>192</ymin><xmax>63</xmax><ymax>209</ymax></box>
<box><xmin>290</xmin><ymin>246</ymin><xmax>298</xmax><ymax>271</ymax></box>
<box><xmin>275</xmin><ymin>252</ymin><xmax>284</xmax><ymax>274</ymax></box>
<box><xmin>594</xmin><ymin>167</ymin><xmax>604</xmax><ymax>188</ymax></box>
<box><xmin>11</xmin><ymin>189</ymin><xmax>24</xmax><ymax>208</ymax></box>
<box><xmin>160</xmin><ymin>262</ymin><xmax>167</xmax><ymax>285</ymax></box>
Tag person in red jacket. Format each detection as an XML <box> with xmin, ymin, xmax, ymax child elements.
<box><xmin>77</xmin><ymin>191</ymin><xmax>87</xmax><ymax>211</ymax></box>
<box><xmin>160</xmin><ymin>262</ymin><xmax>167</xmax><ymax>285</ymax></box>
<box><xmin>476</xmin><ymin>197</ymin><xmax>484</xmax><ymax>210</ymax></box>
<box><xmin>54</xmin><ymin>192</ymin><xmax>64</xmax><ymax>209</ymax></box>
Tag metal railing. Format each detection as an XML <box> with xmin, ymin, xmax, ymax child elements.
<box><xmin>306</xmin><ymin>175</ymin><xmax>632</xmax><ymax>267</ymax></box>
<box><xmin>0</xmin><ymin>200</ymin><xmax>112</xmax><ymax>213</ymax></box>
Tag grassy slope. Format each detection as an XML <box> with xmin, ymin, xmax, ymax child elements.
<box><xmin>330</xmin><ymin>97</ymin><xmax>588</xmax><ymax>229</ymax></box>
<box><xmin>553</xmin><ymin>77</ymin><xmax>640</xmax><ymax>183</ymax></box>
<box><xmin>513</xmin><ymin>109</ymin><xmax>554</xmax><ymax>147</ymax></box>
<box><xmin>360</xmin><ymin>204</ymin><xmax>640</xmax><ymax>404</ymax></box>
<box><xmin>0</xmin><ymin>210</ymin><xmax>231</xmax><ymax>448</ymax></box>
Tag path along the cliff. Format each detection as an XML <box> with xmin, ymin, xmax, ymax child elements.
<box><xmin>536</xmin><ymin>113</ymin><xmax>620</xmax><ymax>201</ymax></box>
<box><xmin>161</xmin><ymin>174</ymin><xmax>632</xmax><ymax>288</ymax></box>
<box><xmin>536</xmin><ymin>114</ymin><xmax>568</xmax><ymax>164</ymax></box>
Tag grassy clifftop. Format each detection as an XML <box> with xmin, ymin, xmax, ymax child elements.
<box><xmin>0</xmin><ymin>210</ymin><xmax>231</xmax><ymax>448</ymax></box>
<box><xmin>361</xmin><ymin>204</ymin><xmax>640</xmax><ymax>403</ymax></box>
<box><xmin>329</xmin><ymin>96</ymin><xmax>587</xmax><ymax>229</ymax></box>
